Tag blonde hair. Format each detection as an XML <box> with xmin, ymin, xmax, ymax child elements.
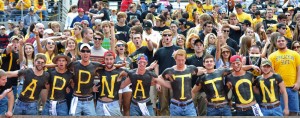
<box><xmin>173</xmin><ymin>49</ymin><xmax>187</xmax><ymax>59</ymax></box>
<box><xmin>204</xmin><ymin>33</ymin><xmax>217</xmax><ymax>49</ymax></box>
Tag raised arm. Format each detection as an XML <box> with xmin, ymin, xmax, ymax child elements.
<box><xmin>145</xmin><ymin>37</ymin><xmax>154</xmax><ymax>51</ymax></box>
<box><xmin>215</xmin><ymin>33</ymin><xmax>221</xmax><ymax>62</ymax></box>
<box><xmin>18</xmin><ymin>39</ymin><xmax>25</xmax><ymax>63</ymax></box>
<box><xmin>34</xmin><ymin>27</ymin><xmax>46</xmax><ymax>53</ymax></box>
<box><xmin>110</xmin><ymin>21</ymin><xmax>116</xmax><ymax>52</ymax></box>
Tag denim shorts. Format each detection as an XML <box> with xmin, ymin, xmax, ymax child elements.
<box><xmin>280</xmin><ymin>87</ymin><xmax>299</xmax><ymax>113</ymax></box>
<box><xmin>13</xmin><ymin>99</ymin><xmax>38</xmax><ymax>115</ymax></box>
<box><xmin>0</xmin><ymin>97</ymin><xmax>8</xmax><ymax>115</ymax></box>
<box><xmin>261</xmin><ymin>106</ymin><xmax>283</xmax><ymax>116</ymax></box>
<box><xmin>170</xmin><ymin>99</ymin><xmax>197</xmax><ymax>116</ymax></box>
<box><xmin>207</xmin><ymin>104</ymin><xmax>232</xmax><ymax>116</ymax></box>
<box><xmin>95</xmin><ymin>100</ymin><xmax>122</xmax><ymax>116</ymax></box>
<box><xmin>42</xmin><ymin>99</ymin><xmax>69</xmax><ymax>116</ymax></box>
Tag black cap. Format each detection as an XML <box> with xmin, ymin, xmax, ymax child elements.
<box><xmin>242</xmin><ymin>20</ymin><xmax>251</xmax><ymax>26</ymax></box>
<box><xmin>235</xmin><ymin>3</ymin><xmax>242</xmax><ymax>8</ymax></box>
<box><xmin>143</xmin><ymin>21</ymin><xmax>152</xmax><ymax>30</ymax></box>
<box><xmin>178</xmin><ymin>18</ymin><xmax>187</xmax><ymax>25</ymax></box>
<box><xmin>254</xmin><ymin>10</ymin><xmax>261</xmax><ymax>16</ymax></box>
<box><xmin>277</xmin><ymin>23</ymin><xmax>286</xmax><ymax>29</ymax></box>
<box><xmin>149</xmin><ymin>4</ymin><xmax>158</xmax><ymax>8</ymax></box>
<box><xmin>194</xmin><ymin>39</ymin><xmax>203</xmax><ymax>45</ymax></box>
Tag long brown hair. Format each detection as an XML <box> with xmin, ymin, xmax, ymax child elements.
<box><xmin>254</xmin><ymin>23</ymin><xmax>267</xmax><ymax>42</ymax></box>
<box><xmin>240</xmin><ymin>36</ymin><xmax>252</xmax><ymax>56</ymax></box>
<box><xmin>293</xmin><ymin>13</ymin><xmax>300</xmax><ymax>41</ymax></box>
<box><xmin>24</xmin><ymin>43</ymin><xmax>35</xmax><ymax>66</ymax></box>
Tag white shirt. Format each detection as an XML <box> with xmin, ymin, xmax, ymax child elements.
<box><xmin>143</xmin><ymin>30</ymin><xmax>161</xmax><ymax>50</ymax></box>
<box><xmin>64</xmin><ymin>12</ymin><xmax>78</xmax><ymax>29</ymax></box>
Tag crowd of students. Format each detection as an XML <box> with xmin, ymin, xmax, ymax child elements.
<box><xmin>0</xmin><ymin>0</ymin><xmax>300</xmax><ymax>117</ymax></box>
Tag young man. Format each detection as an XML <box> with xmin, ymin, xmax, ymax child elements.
<box><xmin>94</xmin><ymin>51</ymin><xmax>126</xmax><ymax>116</ymax></box>
<box><xmin>199</xmin><ymin>21</ymin><xmax>213</xmax><ymax>41</ymax></box>
<box><xmin>68</xmin><ymin>43</ymin><xmax>104</xmax><ymax>116</ymax></box>
<box><xmin>153</xmin><ymin>15</ymin><xmax>169</xmax><ymax>34</ymax></box>
<box><xmin>268</xmin><ymin>35</ymin><xmax>300</xmax><ymax>116</ymax></box>
<box><xmin>115</xmin><ymin>12</ymin><xmax>130</xmax><ymax>42</ymax></box>
<box><xmin>160</xmin><ymin>49</ymin><xmax>206</xmax><ymax>116</ymax></box>
<box><xmin>120</xmin><ymin>54</ymin><xmax>170</xmax><ymax>116</ymax></box>
<box><xmin>6</xmin><ymin>53</ymin><xmax>50</xmax><ymax>115</ymax></box>
<box><xmin>41</xmin><ymin>54</ymin><xmax>73</xmax><ymax>116</ymax></box>
<box><xmin>0</xmin><ymin>69</ymin><xmax>13</xmax><ymax>117</ymax></box>
<box><xmin>226</xmin><ymin>55</ymin><xmax>262</xmax><ymax>116</ymax></box>
<box><xmin>254</xmin><ymin>59</ymin><xmax>289</xmax><ymax>116</ymax></box>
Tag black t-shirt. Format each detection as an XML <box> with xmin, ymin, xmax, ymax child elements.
<box><xmin>196</xmin><ymin>68</ymin><xmax>231</xmax><ymax>102</ymax></box>
<box><xmin>97</xmin><ymin>68</ymin><xmax>126</xmax><ymax>100</ymax></box>
<box><xmin>115</xmin><ymin>24</ymin><xmax>130</xmax><ymax>42</ymax></box>
<box><xmin>18</xmin><ymin>68</ymin><xmax>49</xmax><ymax>101</ymax></box>
<box><xmin>56</xmin><ymin>42</ymin><xmax>65</xmax><ymax>54</ymax></box>
<box><xmin>186</xmin><ymin>54</ymin><xmax>205</xmax><ymax>86</ymax></box>
<box><xmin>185</xmin><ymin>48</ymin><xmax>194</xmax><ymax>58</ymax></box>
<box><xmin>178</xmin><ymin>29</ymin><xmax>188</xmax><ymax>38</ymax></box>
<box><xmin>153</xmin><ymin>26</ymin><xmax>170</xmax><ymax>34</ymax></box>
<box><xmin>0</xmin><ymin>79</ymin><xmax>12</xmax><ymax>94</ymax></box>
<box><xmin>254</xmin><ymin>74</ymin><xmax>283</xmax><ymax>103</ymax></box>
<box><xmin>226</xmin><ymin>71</ymin><xmax>255</xmax><ymax>104</ymax></box>
<box><xmin>69</xmin><ymin>61</ymin><xmax>104</xmax><ymax>96</ymax></box>
<box><xmin>226</xmin><ymin>38</ymin><xmax>239</xmax><ymax>52</ymax></box>
<box><xmin>245</xmin><ymin>56</ymin><xmax>262</xmax><ymax>77</ymax></box>
<box><xmin>154</xmin><ymin>45</ymin><xmax>181</xmax><ymax>74</ymax></box>
<box><xmin>162</xmin><ymin>65</ymin><xmax>198</xmax><ymax>101</ymax></box>
<box><xmin>229</xmin><ymin>24</ymin><xmax>242</xmax><ymax>44</ymax></box>
<box><xmin>128</xmin><ymin>69</ymin><xmax>157</xmax><ymax>101</ymax></box>
<box><xmin>127</xmin><ymin>12</ymin><xmax>141</xmax><ymax>22</ymax></box>
<box><xmin>263</xmin><ymin>19</ymin><xmax>277</xmax><ymax>30</ymax></box>
<box><xmin>99</xmin><ymin>8</ymin><xmax>110</xmax><ymax>21</ymax></box>
<box><xmin>47</xmin><ymin>68</ymin><xmax>73</xmax><ymax>100</ymax></box>
<box><xmin>129</xmin><ymin>46</ymin><xmax>153</xmax><ymax>68</ymax></box>
<box><xmin>1</xmin><ymin>49</ymin><xmax>20</xmax><ymax>86</ymax></box>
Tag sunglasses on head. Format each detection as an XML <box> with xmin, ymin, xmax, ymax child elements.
<box><xmin>81</xmin><ymin>50</ymin><xmax>91</xmax><ymax>53</ymax></box>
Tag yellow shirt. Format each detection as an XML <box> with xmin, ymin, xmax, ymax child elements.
<box><xmin>268</xmin><ymin>49</ymin><xmax>300</xmax><ymax>87</ymax></box>
<box><xmin>272</xmin><ymin>25</ymin><xmax>293</xmax><ymax>40</ymax></box>
<box><xmin>76</xmin><ymin>37</ymin><xmax>82</xmax><ymax>44</ymax></box>
<box><xmin>196</xmin><ymin>7</ymin><xmax>204</xmax><ymax>15</ymax></box>
<box><xmin>236</xmin><ymin>12</ymin><xmax>253</xmax><ymax>23</ymax></box>
<box><xmin>15</xmin><ymin>0</ymin><xmax>31</xmax><ymax>10</ymax></box>
<box><xmin>34</xmin><ymin>0</ymin><xmax>47</xmax><ymax>11</ymax></box>
<box><xmin>0</xmin><ymin>0</ymin><xmax>4</xmax><ymax>11</ymax></box>
<box><xmin>252</xmin><ymin>17</ymin><xmax>264</xmax><ymax>28</ymax></box>
<box><xmin>186</xmin><ymin>3</ymin><xmax>197</xmax><ymax>21</ymax></box>
<box><xmin>202</xmin><ymin>4</ymin><xmax>213</xmax><ymax>12</ymax></box>
<box><xmin>127</xmin><ymin>40</ymin><xmax>148</xmax><ymax>55</ymax></box>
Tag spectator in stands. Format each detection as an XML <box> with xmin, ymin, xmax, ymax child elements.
<box><xmin>110</xmin><ymin>9</ymin><xmax>118</xmax><ymax>24</ymax></box>
<box><xmin>0</xmin><ymin>0</ymin><xmax>4</xmax><ymax>15</ymax></box>
<box><xmin>23</xmin><ymin>8</ymin><xmax>41</xmax><ymax>29</ymax></box>
<box><xmin>170</xmin><ymin>21</ymin><xmax>179</xmax><ymax>44</ymax></box>
<box><xmin>78</xmin><ymin>0</ymin><xmax>92</xmax><ymax>13</ymax></box>
<box><xmin>153</xmin><ymin>15</ymin><xmax>169</xmax><ymax>33</ymax></box>
<box><xmin>186</xmin><ymin>0</ymin><xmax>196</xmax><ymax>21</ymax></box>
<box><xmin>115</xmin><ymin>12</ymin><xmax>130</xmax><ymax>42</ymax></box>
<box><xmin>178</xmin><ymin>18</ymin><xmax>188</xmax><ymax>37</ymax></box>
<box><xmin>14</xmin><ymin>0</ymin><xmax>31</xmax><ymax>11</ymax></box>
<box><xmin>8</xmin><ymin>27</ymin><xmax>21</xmax><ymax>38</ymax></box>
<box><xmin>127</xmin><ymin>3</ymin><xmax>142</xmax><ymax>22</ymax></box>
<box><xmin>49</xmin><ymin>21</ymin><xmax>61</xmax><ymax>33</ymax></box>
<box><xmin>90</xmin><ymin>31</ymin><xmax>107</xmax><ymax>57</ymax></box>
<box><xmin>6</xmin><ymin>21</ymin><xmax>14</xmax><ymax>35</ymax></box>
<box><xmin>0</xmin><ymin>26</ymin><xmax>9</xmax><ymax>49</ymax></box>
<box><xmin>141</xmin><ymin>4</ymin><xmax>158</xmax><ymax>20</ymax></box>
<box><xmin>203</xmin><ymin>0</ymin><xmax>213</xmax><ymax>13</ymax></box>
<box><xmin>18</xmin><ymin>20</ymin><xmax>27</xmax><ymax>36</ymax></box>
<box><xmin>72</xmin><ymin>24</ymin><xmax>83</xmax><ymax>43</ymax></box>
<box><xmin>70</xmin><ymin>8</ymin><xmax>92</xmax><ymax>28</ymax></box>
<box><xmin>64</xmin><ymin>5</ymin><xmax>78</xmax><ymax>29</ymax></box>
<box><xmin>100</xmin><ymin>21</ymin><xmax>116</xmax><ymax>50</ymax></box>
<box><xmin>93</xmin><ymin>19</ymin><xmax>101</xmax><ymax>32</ymax></box>
<box><xmin>92</xmin><ymin>2</ymin><xmax>110</xmax><ymax>21</ymax></box>
<box><xmin>235</xmin><ymin>3</ymin><xmax>252</xmax><ymax>23</ymax></box>
<box><xmin>142</xmin><ymin>21</ymin><xmax>160</xmax><ymax>49</ymax></box>
<box><xmin>34</xmin><ymin>0</ymin><xmax>48</xmax><ymax>21</ymax></box>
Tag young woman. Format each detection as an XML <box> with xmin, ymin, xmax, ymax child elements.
<box><xmin>254</xmin><ymin>23</ymin><xmax>267</xmax><ymax>42</ymax></box>
<box><xmin>176</xmin><ymin>34</ymin><xmax>186</xmax><ymax>49</ymax></box>
<box><xmin>185</xmin><ymin>33</ymin><xmax>199</xmax><ymax>58</ymax></box>
<box><xmin>292</xmin><ymin>13</ymin><xmax>300</xmax><ymax>41</ymax></box>
<box><xmin>72</xmin><ymin>24</ymin><xmax>83</xmax><ymax>44</ymax></box>
<box><xmin>115</xmin><ymin>40</ymin><xmax>132</xmax><ymax>116</ymax></box>
<box><xmin>291</xmin><ymin>41</ymin><xmax>300</xmax><ymax>54</ymax></box>
<box><xmin>203</xmin><ymin>33</ymin><xmax>217</xmax><ymax>54</ymax></box>
<box><xmin>63</xmin><ymin>38</ymin><xmax>79</xmax><ymax>61</ymax></box>
<box><xmin>239</xmin><ymin>36</ymin><xmax>255</xmax><ymax>56</ymax></box>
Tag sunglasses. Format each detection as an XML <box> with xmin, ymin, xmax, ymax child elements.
<box><xmin>94</xmin><ymin>37</ymin><xmax>102</xmax><ymax>40</ymax></box>
<box><xmin>117</xmin><ymin>44</ymin><xmax>125</xmax><ymax>47</ymax></box>
<box><xmin>281</xmin><ymin>28</ymin><xmax>287</xmax><ymax>30</ymax></box>
<box><xmin>222</xmin><ymin>51</ymin><xmax>230</xmax><ymax>54</ymax></box>
<box><xmin>47</xmin><ymin>42</ymin><xmax>55</xmax><ymax>45</ymax></box>
<box><xmin>36</xmin><ymin>61</ymin><xmax>45</xmax><ymax>65</ymax></box>
<box><xmin>163</xmin><ymin>34</ymin><xmax>172</xmax><ymax>37</ymax></box>
<box><xmin>293</xmin><ymin>46</ymin><xmax>300</xmax><ymax>49</ymax></box>
<box><xmin>223</xmin><ymin>30</ymin><xmax>230</xmax><ymax>33</ymax></box>
<box><xmin>81</xmin><ymin>50</ymin><xmax>91</xmax><ymax>53</ymax></box>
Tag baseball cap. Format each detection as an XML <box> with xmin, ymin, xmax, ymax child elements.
<box><xmin>235</xmin><ymin>3</ymin><xmax>242</xmax><ymax>9</ymax></box>
<box><xmin>149</xmin><ymin>4</ymin><xmax>158</xmax><ymax>8</ymax></box>
<box><xmin>137</xmin><ymin>54</ymin><xmax>148</xmax><ymax>62</ymax></box>
<box><xmin>230</xmin><ymin>55</ymin><xmax>242</xmax><ymax>63</ymax></box>
<box><xmin>194</xmin><ymin>39</ymin><xmax>203</xmax><ymax>45</ymax></box>
<box><xmin>261</xmin><ymin>59</ymin><xmax>272</xmax><ymax>66</ymax></box>
<box><xmin>44</xmin><ymin>29</ymin><xmax>54</xmax><ymax>35</ymax></box>
<box><xmin>103</xmin><ymin>50</ymin><xmax>116</xmax><ymax>58</ymax></box>
<box><xmin>29</xmin><ymin>7</ymin><xmax>34</xmax><ymax>12</ymax></box>
<box><xmin>0</xmin><ymin>26</ymin><xmax>5</xmax><ymax>29</ymax></box>
<box><xmin>78</xmin><ymin>8</ymin><xmax>84</xmax><ymax>12</ymax></box>
<box><xmin>178</xmin><ymin>18</ymin><xmax>187</xmax><ymax>26</ymax></box>
<box><xmin>277</xmin><ymin>23</ymin><xmax>286</xmax><ymax>29</ymax></box>
<box><xmin>95</xmin><ymin>19</ymin><xmax>101</xmax><ymax>25</ymax></box>
<box><xmin>143</xmin><ymin>21</ymin><xmax>152</xmax><ymax>30</ymax></box>
<box><xmin>80</xmin><ymin>43</ymin><xmax>91</xmax><ymax>51</ymax></box>
<box><xmin>81</xmin><ymin>20</ymin><xmax>89</xmax><ymax>25</ymax></box>
<box><xmin>242</xmin><ymin>20</ymin><xmax>251</xmax><ymax>26</ymax></box>
<box><xmin>10</xmin><ymin>35</ymin><xmax>21</xmax><ymax>42</ymax></box>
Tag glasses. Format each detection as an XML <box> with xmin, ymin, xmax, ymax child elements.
<box><xmin>47</xmin><ymin>42</ymin><xmax>55</xmax><ymax>45</ymax></box>
<box><xmin>222</xmin><ymin>51</ymin><xmax>230</xmax><ymax>54</ymax></box>
<box><xmin>81</xmin><ymin>50</ymin><xmax>91</xmax><ymax>53</ymax></box>
<box><xmin>94</xmin><ymin>37</ymin><xmax>102</xmax><ymax>40</ymax></box>
<box><xmin>223</xmin><ymin>30</ymin><xmax>230</xmax><ymax>33</ymax></box>
<box><xmin>1</xmin><ymin>28</ymin><xmax>5</xmax><ymax>30</ymax></box>
<box><xmin>293</xmin><ymin>46</ymin><xmax>300</xmax><ymax>49</ymax></box>
<box><xmin>163</xmin><ymin>34</ymin><xmax>172</xmax><ymax>37</ymax></box>
<box><xmin>177</xmin><ymin>38</ymin><xmax>184</xmax><ymax>41</ymax></box>
<box><xmin>117</xmin><ymin>44</ymin><xmax>125</xmax><ymax>47</ymax></box>
<box><xmin>36</xmin><ymin>61</ymin><xmax>45</xmax><ymax>65</ymax></box>
<box><xmin>281</xmin><ymin>28</ymin><xmax>287</xmax><ymax>30</ymax></box>
<box><xmin>286</xmin><ymin>14</ymin><xmax>290</xmax><ymax>16</ymax></box>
